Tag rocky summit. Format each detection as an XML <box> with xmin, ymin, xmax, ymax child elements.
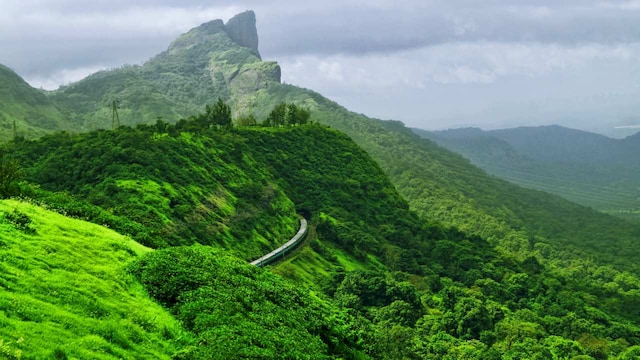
<box><xmin>224</xmin><ymin>10</ymin><xmax>260</xmax><ymax>58</ymax></box>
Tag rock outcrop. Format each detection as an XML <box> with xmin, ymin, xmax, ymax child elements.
<box><xmin>224</xmin><ymin>10</ymin><xmax>261</xmax><ymax>58</ymax></box>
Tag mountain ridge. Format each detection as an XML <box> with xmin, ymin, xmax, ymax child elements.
<box><xmin>418</xmin><ymin>125</ymin><xmax>640</xmax><ymax>220</ymax></box>
<box><xmin>4</xmin><ymin>11</ymin><xmax>640</xmax><ymax>358</ymax></box>
<box><xmin>3</xmin><ymin>12</ymin><xmax>639</xmax><ymax>273</ymax></box>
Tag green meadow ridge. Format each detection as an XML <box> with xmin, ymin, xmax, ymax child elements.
<box><xmin>2</xmin><ymin>8</ymin><xmax>640</xmax><ymax>359</ymax></box>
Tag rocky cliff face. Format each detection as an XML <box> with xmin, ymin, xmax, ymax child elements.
<box><xmin>224</xmin><ymin>10</ymin><xmax>260</xmax><ymax>58</ymax></box>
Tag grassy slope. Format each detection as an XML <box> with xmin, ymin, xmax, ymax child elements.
<box><xmin>0</xmin><ymin>199</ymin><xmax>184</xmax><ymax>359</ymax></box>
<box><xmin>0</xmin><ymin>65</ymin><xmax>75</xmax><ymax>141</ymax></box>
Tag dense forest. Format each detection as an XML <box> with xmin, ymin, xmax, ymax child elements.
<box><xmin>1</xmin><ymin>107</ymin><xmax>640</xmax><ymax>358</ymax></box>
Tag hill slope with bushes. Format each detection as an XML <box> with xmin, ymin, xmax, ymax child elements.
<box><xmin>0</xmin><ymin>64</ymin><xmax>75</xmax><ymax>141</ymax></box>
<box><xmin>9</xmin><ymin>119</ymin><xmax>640</xmax><ymax>358</ymax></box>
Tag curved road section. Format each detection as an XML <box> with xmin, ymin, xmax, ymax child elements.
<box><xmin>250</xmin><ymin>218</ymin><xmax>307</xmax><ymax>267</ymax></box>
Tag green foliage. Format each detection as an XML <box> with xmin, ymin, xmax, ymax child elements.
<box><xmin>0</xmin><ymin>149</ymin><xmax>22</xmax><ymax>198</ymax></box>
<box><xmin>199</xmin><ymin>98</ymin><xmax>232</xmax><ymax>128</ymax></box>
<box><xmin>0</xmin><ymin>199</ymin><xmax>185</xmax><ymax>359</ymax></box>
<box><xmin>264</xmin><ymin>102</ymin><xmax>310</xmax><ymax>127</ymax></box>
<box><xmin>131</xmin><ymin>246</ymin><xmax>366</xmax><ymax>359</ymax></box>
<box><xmin>235</xmin><ymin>114</ymin><xmax>257</xmax><ymax>126</ymax></box>
<box><xmin>9</xmin><ymin>124</ymin><xmax>299</xmax><ymax>258</ymax></box>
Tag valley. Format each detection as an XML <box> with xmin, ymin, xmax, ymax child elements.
<box><xmin>417</xmin><ymin>126</ymin><xmax>640</xmax><ymax>223</ymax></box>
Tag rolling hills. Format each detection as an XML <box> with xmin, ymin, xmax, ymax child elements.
<box><xmin>2</xmin><ymin>9</ymin><xmax>640</xmax><ymax>358</ymax></box>
<box><xmin>417</xmin><ymin>126</ymin><xmax>640</xmax><ymax>221</ymax></box>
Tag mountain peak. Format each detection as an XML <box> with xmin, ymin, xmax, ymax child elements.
<box><xmin>197</xmin><ymin>19</ymin><xmax>226</xmax><ymax>34</ymax></box>
<box><xmin>224</xmin><ymin>10</ymin><xmax>260</xmax><ymax>58</ymax></box>
<box><xmin>166</xmin><ymin>11</ymin><xmax>260</xmax><ymax>57</ymax></box>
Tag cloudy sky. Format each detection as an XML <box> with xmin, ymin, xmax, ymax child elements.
<box><xmin>2</xmin><ymin>0</ymin><xmax>640</xmax><ymax>136</ymax></box>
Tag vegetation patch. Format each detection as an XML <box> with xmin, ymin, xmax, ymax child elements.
<box><xmin>0</xmin><ymin>199</ymin><xmax>185</xmax><ymax>359</ymax></box>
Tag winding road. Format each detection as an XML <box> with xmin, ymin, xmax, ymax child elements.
<box><xmin>250</xmin><ymin>218</ymin><xmax>308</xmax><ymax>267</ymax></box>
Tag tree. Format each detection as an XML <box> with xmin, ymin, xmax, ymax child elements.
<box><xmin>200</xmin><ymin>98</ymin><xmax>232</xmax><ymax>128</ymax></box>
<box><xmin>0</xmin><ymin>150</ymin><xmax>22</xmax><ymax>198</ymax></box>
<box><xmin>266</xmin><ymin>103</ymin><xmax>288</xmax><ymax>127</ymax></box>
<box><xmin>288</xmin><ymin>104</ymin><xmax>310</xmax><ymax>126</ymax></box>
<box><xmin>235</xmin><ymin>114</ymin><xmax>257</xmax><ymax>127</ymax></box>
<box><xmin>265</xmin><ymin>103</ymin><xmax>310</xmax><ymax>127</ymax></box>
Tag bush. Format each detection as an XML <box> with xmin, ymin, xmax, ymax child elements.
<box><xmin>4</xmin><ymin>208</ymin><xmax>36</xmax><ymax>234</ymax></box>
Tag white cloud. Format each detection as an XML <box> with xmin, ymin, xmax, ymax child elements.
<box><xmin>280</xmin><ymin>42</ymin><xmax>640</xmax><ymax>91</ymax></box>
<box><xmin>25</xmin><ymin>65</ymin><xmax>110</xmax><ymax>90</ymax></box>
<box><xmin>599</xmin><ymin>1</ymin><xmax>640</xmax><ymax>10</ymax></box>
<box><xmin>4</xmin><ymin>5</ymin><xmax>242</xmax><ymax>38</ymax></box>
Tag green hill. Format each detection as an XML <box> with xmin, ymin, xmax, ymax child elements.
<box><xmin>3</xmin><ymin>9</ymin><xmax>640</xmax><ymax>358</ymax></box>
<box><xmin>0</xmin><ymin>64</ymin><xmax>75</xmax><ymax>141</ymax></box>
<box><xmin>8</xmin><ymin>118</ymin><xmax>640</xmax><ymax>358</ymax></box>
<box><xmin>47</xmin><ymin>12</ymin><xmax>280</xmax><ymax>130</ymax></box>
<box><xmin>0</xmin><ymin>199</ymin><xmax>183</xmax><ymax>359</ymax></box>
<box><xmin>418</xmin><ymin>126</ymin><xmax>640</xmax><ymax>221</ymax></box>
<box><xmin>0</xmin><ymin>197</ymin><xmax>365</xmax><ymax>359</ymax></box>
<box><xmin>10</xmin><ymin>124</ymin><xmax>300</xmax><ymax>258</ymax></box>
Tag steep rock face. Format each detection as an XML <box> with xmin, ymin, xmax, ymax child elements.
<box><xmin>224</xmin><ymin>10</ymin><xmax>260</xmax><ymax>58</ymax></box>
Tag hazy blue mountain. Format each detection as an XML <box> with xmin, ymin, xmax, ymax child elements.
<box><xmin>418</xmin><ymin>125</ymin><xmax>640</xmax><ymax>220</ymax></box>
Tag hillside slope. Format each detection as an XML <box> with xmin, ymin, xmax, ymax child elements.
<box><xmin>13</xmin><ymin>121</ymin><xmax>640</xmax><ymax>358</ymax></box>
<box><xmin>4</xmin><ymin>11</ymin><xmax>640</xmax><ymax>358</ymax></box>
<box><xmin>10</xmin><ymin>124</ymin><xmax>300</xmax><ymax>258</ymax></box>
<box><xmin>0</xmin><ymin>199</ymin><xmax>183</xmax><ymax>359</ymax></box>
<box><xmin>48</xmin><ymin>11</ymin><xmax>280</xmax><ymax>130</ymax></box>
<box><xmin>0</xmin><ymin>65</ymin><xmax>75</xmax><ymax>141</ymax></box>
<box><xmin>418</xmin><ymin>126</ymin><xmax>640</xmax><ymax>220</ymax></box>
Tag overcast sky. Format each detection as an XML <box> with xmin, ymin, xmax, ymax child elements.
<box><xmin>2</xmin><ymin>0</ymin><xmax>640</xmax><ymax>136</ymax></box>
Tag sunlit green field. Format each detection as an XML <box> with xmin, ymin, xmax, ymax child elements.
<box><xmin>0</xmin><ymin>199</ymin><xmax>185</xmax><ymax>359</ymax></box>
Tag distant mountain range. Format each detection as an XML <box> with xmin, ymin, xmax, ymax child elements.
<box><xmin>416</xmin><ymin>125</ymin><xmax>640</xmax><ymax>221</ymax></box>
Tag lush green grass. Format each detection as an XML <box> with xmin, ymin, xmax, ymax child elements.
<box><xmin>0</xmin><ymin>199</ymin><xmax>185</xmax><ymax>359</ymax></box>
